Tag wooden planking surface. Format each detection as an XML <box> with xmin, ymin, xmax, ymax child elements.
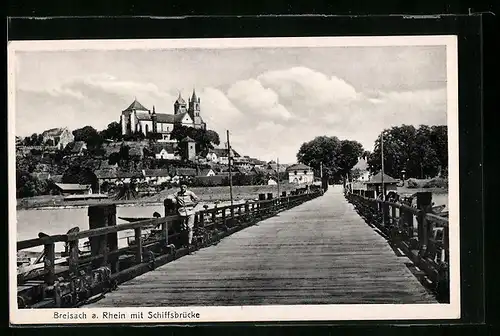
<box><xmin>88</xmin><ymin>186</ymin><xmax>436</xmax><ymax>307</ymax></box>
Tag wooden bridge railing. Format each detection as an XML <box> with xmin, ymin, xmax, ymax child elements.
<box><xmin>345</xmin><ymin>190</ymin><xmax>450</xmax><ymax>302</ymax></box>
<box><xmin>17</xmin><ymin>188</ymin><xmax>323</xmax><ymax>308</ymax></box>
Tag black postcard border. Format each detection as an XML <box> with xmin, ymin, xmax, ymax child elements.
<box><xmin>5</xmin><ymin>14</ymin><xmax>488</xmax><ymax>332</ymax></box>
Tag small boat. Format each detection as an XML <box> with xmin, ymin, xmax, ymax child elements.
<box><xmin>118</xmin><ymin>217</ymin><xmax>153</xmax><ymax>223</ymax></box>
<box><xmin>431</xmin><ymin>204</ymin><xmax>446</xmax><ymax>214</ymax></box>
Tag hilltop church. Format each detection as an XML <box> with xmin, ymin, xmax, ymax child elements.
<box><xmin>120</xmin><ymin>89</ymin><xmax>206</xmax><ymax>142</ymax></box>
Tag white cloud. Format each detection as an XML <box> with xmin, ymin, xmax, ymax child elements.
<box><xmin>227</xmin><ymin>79</ymin><xmax>292</xmax><ymax>121</ymax></box>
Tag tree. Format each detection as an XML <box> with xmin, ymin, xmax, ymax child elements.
<box><xmin>16</xmin><ymin>171</ymin><xmax>48</xmax><ymax>198</ymax></box>
<box><xmin>100</xmin><ymin>121</ymin><xmax>123</xmax><ymax>141</ymax></box>
<box><xmin>73</xmin><ymin>126</ymin><xmax>104</xmax><ymax>155</ymax></box>
<box><xmin>62</xmin><ymin>166</ymin><xmax>98</xmax><ymax>191</ymax></box>
<box><xmin>296</xmin><ymin>136</ymin><xmax>364</xmax><ymax>182</ymax></box>
<box><xmin>170</xmin><ymin>124</ymin><xmax>220</xmax><ymax>155</ymax></box>
<box><xmin>367</xmin><ymin>125</ymin><xmax>447</xmax><ymax>179</ymax></box>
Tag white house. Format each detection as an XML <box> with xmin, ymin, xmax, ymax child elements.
<box><xmin>286</xmin><ymin>163</ymin><xmax>314</xmax><ymax>184</ymax></box>
<box><xmin>205</xmin><ymin>147</ymin><xmax>241</xmax><ymax>165</ymax></box>
<box><xmin>154</xmin><ymin>144</ymin><xmax>180</xmax><ymax>160</ymax></box>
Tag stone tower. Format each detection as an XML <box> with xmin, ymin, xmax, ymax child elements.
<box><xmin>174</xmin><ymin>92</ymin><xmax>187</xmax><ymax>115</ymax></box>
<box><xmin>188</xmin><ymin>89</ymin><xmax>202</xmax><ymax>128</ymax></box>
<box><xmin>180</xmin><ymin>136</ymin><xmax>196</xmax><ymax>161</ymax></box>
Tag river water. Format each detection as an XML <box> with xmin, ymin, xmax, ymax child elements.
<box><xmin>16</xmin><ymin>201</ymin><xmax>245</xmax><ymax>253</ymax></box>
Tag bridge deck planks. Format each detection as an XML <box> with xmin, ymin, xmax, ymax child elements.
<box><xmin>88</xmin><ymin>187</ymin><xmax>437</xmax><ymax>307</ymax></box>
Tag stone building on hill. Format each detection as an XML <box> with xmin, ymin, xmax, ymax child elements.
<box><xmin>41</xmin><ymin>127</ymin><xmax>74</xmax><ymax>150</ymax></box>
<box><xmin>120</xmin><ymin>90</ymin><xmax>206</xmax><ymax>141</ymax></box>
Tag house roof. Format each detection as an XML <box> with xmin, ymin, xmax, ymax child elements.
<box><xmin>50</xmin><ymin>174</ymin><xmax>63</xmax><ymax>183</ymax></box>
<box><xmin>70</xmin><ymin>141</ymin><xmax>86</xmax><ymax>153</ymax></box>
<box><xmin>124</xmin><ymin>99</ymin><xmax>149</xmax><ymax>112</ymax></box>
<box><xmin>144</xmin><ymin>169</ymin><xmax>170</xmax><ymax>177</ymax></box>
<box><xmin>208</xmin><ymin>148</ymin><xmax>241</xmax><ymax>158</ymax></box>
<box><xmin>42</xmin><ymin>127</ymin><xmax>68</xmax><ymax>137</ymax></box>
<box><xmin>55</xmin><ymin>183</ymin><xmax>91</xmax><ymax>191</ymax></box>
<box><xmin>175</xmin><ymin>168</ymin><xmax>197</xmax><ymax>176</ymax></box>
<box><xmin>286</xmin><ymin>163</ymin><xmax>312</xmax><ymax>171</ymax></box>
<box><xmin>199</xmin><ymin>168</ymin><xmax>214</xmax><ymax>176</ymax></box>
<box><xmin>180</xmin><ymin>136</ymin><xmax>195</xmax><ymax>142</ymax></box>
<box><xmin>353</xmin><ymin>158</ymin><xmax>368</xmax><ymax>170</ymax></box>
<box><xmin>152</xmin><ymin>143</ymin><xmax>176</xmax><ymax>154</ymax></box>
<box><xmin>95</xmin><ymin>169</ymin><xmax>142</xmax><ymax>179</ymax></box>
<box><xmin>365</xmin><ymin>172</ymin><xmax>399</xmax><ymax>184</ymax></box>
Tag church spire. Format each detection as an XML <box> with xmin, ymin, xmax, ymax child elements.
<box><xmin>191</xmin><ymin>88</ymin><xmax>197</xmax><ymax>101</ymax></box>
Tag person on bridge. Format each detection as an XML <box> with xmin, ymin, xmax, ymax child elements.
<box><xmin>170</xmin><ymin>184</ymin><xmax>199</xmax><ymax>248</ymax></box>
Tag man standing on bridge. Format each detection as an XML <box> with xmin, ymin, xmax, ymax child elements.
<box><xmin>170</xmin><ymin>184</ymin><xmax>199</xmax><ymax>248</ymax></box>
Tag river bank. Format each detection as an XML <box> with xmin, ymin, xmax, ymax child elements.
<box><xmin>16</xmin><ymin>184</ymin><xmax>300</xmax><ymax>210</ymax></box>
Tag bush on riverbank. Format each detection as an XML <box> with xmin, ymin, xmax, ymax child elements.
<box><xmin>405</xmin><ymin>177</ymin><xmax>448</xmax><ymax>190</ymax></box>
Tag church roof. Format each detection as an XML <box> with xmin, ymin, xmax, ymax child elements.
<box><xmin>175</xmin><ymin>93</ymin><xmax>186</xmax><ymax>105</ymax></box>
<box><xmin>124</xmin><ymin>99</ymin><xmax>149</xmax><ymax>111</ymax></box>
<box><xmin>135</xmin><ymin>112</ymin><xmax>188</xmax><ymax>123</ymax></box>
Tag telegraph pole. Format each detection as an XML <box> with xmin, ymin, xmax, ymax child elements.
<box><xmin>277</xmin><ymin>157</ymin><xmax>280</xmax><ymax>200</ymax></box>
<box><xmin>380</xmin><ymin>130</ymin><xmax>385</xmax><ymax>201</ymax></box>
<box><xmin>226</xmin><ymin>130</ymin><xmax>234</xmax><ymax>211</ymax></box>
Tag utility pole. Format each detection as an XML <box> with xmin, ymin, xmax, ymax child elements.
<box><xmin>381</xmin><ymin>130</ymin><xmax>385</xmax><ymax>201</ymax></box>
<box><xmin>226</xmin><ymin>130</ymin><xmax>234</xmax><ymax>213</ymax></box>
<box><xmin>277</xmin><ymin>157</ymin><xmax>280</xmax><ymax>200</ymax></box>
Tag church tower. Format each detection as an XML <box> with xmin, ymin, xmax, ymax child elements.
<box><xmin>151</xmin><ymin>105</ymin><xmax>158</xmax><ymax>136</ymax></box>
<box><xmin>174</xmin><ymin>92</ymin><xmax>187</xmax><ymax>114</ymax></box>
<box><xmin>188</xmin><ymin>89</ymin><xmax>203</xmax><ymax>128</ymax></box>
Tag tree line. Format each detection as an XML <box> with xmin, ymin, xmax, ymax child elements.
<box><xmin>366</xmin><ymin>125</ymin><xmax>447</xmax><ymax>179</ymax></box>
<box><xmin>295</xmin><ymin>124</ymin><xmax>447</xmax><ymax>183</ymax></box>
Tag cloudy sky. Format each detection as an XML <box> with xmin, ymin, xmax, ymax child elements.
<box><xmin>13</xmin><ymin>43</ymin><xmax>447</xmax><ymax>163</ymax></box>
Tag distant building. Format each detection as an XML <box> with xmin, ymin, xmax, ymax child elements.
<box><xmin>365</xmin><ymin>172</ymin><xmax>399</xmax><ymax>198</ymax></box>
<box><xmin>54</xmin><ymin>183</ymin><xmax>92</xmax><ymax>196</ymax></box>
<box><xmin>143</xmin><ymin>169</ymin><xmax>171</xmax><ymax>185</ymax></box>
<box><xmin>206</xmin><ymin>147</ymin><xmax>241</xmax><ymax>165</ymax></box>
<box><xmin>198</xmin><ymin>168</ymin><xmax>216</xmax><ymax>177</ymax></box>
<box><xmin>180</xmin><ymin>136</ymin><xmax>197</xmax><ymax>161</ymax></box>
<box><xmin>352</xmin><ymin>158</ymin><xmax>371</xmax><ymax>182</ymax></box>
<box><xmin>69</xmin><ymin>141</ymin><xmax>87</xmax><ymax>156</ymax></box>
<box><xmin>120</xmin><ymin>90</ymin><xmax>206</xmax><ymax>141</ymax></box>
<box><xmin>286</xmin><ymin>163</ymin><xmax>314</xmax><ymax>184</ymax></box>
<box><xmin>41</xmin><ymin>127</ymin><xmax>74</xmax><ymax>150</ymax></box>
<box><xmin>152</xmin><ymin>143</ymin><xmax>179</xmax><ymax>160</ymax></box>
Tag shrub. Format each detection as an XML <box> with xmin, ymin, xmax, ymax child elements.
<box><xmin>423</xmin><ymin>177</ymin><xmax>448</xmax><ymax>189</ymax></box>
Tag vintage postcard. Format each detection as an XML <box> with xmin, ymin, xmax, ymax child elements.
<box><xmin>9</xmin><ymin>36</ymin><xmax>459</xmax><ymax>324</ymax></box>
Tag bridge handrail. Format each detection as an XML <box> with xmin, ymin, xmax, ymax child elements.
<box><xmin>344</xmin><ymin>190</ymin><xmax>449</xmax><ymax>302</ymax></box>
<box><xmin>16</xmin><ymin>189</ymin><xmax>323</xmax><ymax>308</ymax></box>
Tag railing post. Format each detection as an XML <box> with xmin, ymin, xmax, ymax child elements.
<box><xmin>222</xmin><ymin>208</ymin><xmax>226</xmax><ymax>226</ymax></box>
<box><xmin>416</xmin><ymin>192</ymin><xmax>433</xmax><ymax>256</ymax></box>
<box><xmin>68</xmin><ymin>239</ymin><xmax>79</xmax><ymax>276</ymax></box>
<box><xmin>88</xmin><ymin>204</ymin><xmax>117</xmax><ymax>270</ymax></box>
<box><xmin>161</xmin><ymin>220</ymin><xmax>169</xmax><ymax>247</ymax></box>
<box><xmin>134</xmin><ymin>228</ymin><xmax>143</xmax><ymax>264</ymax></box>
<box><xmin>43</xmin><ymin>242</ymin><xmax>55</xmax><ymax>286</ymax></box>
